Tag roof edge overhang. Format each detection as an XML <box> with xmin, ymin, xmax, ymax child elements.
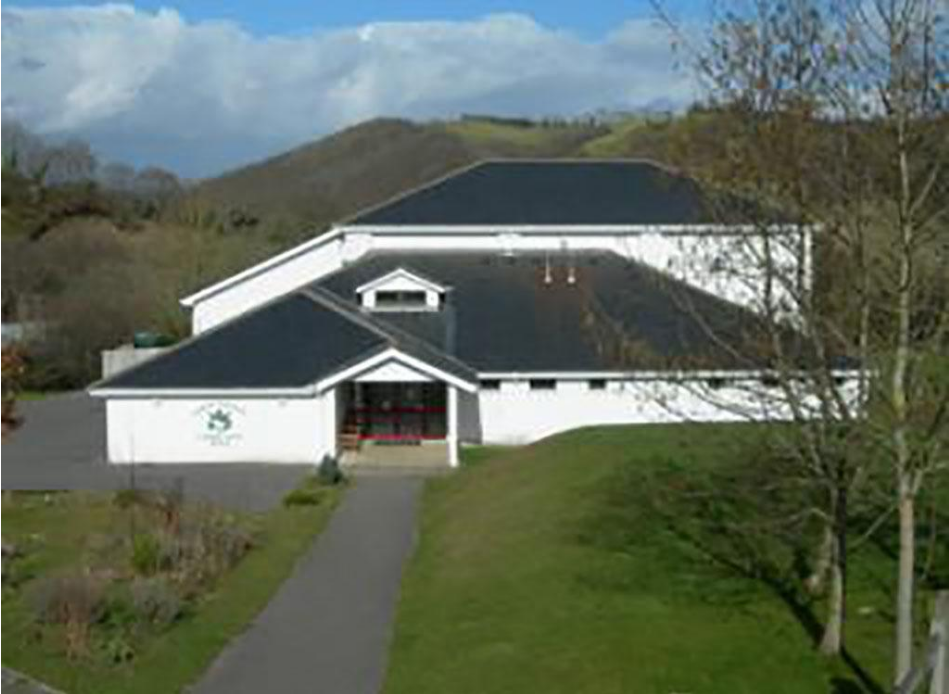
<box><xmin>336</xmin><ymin>223</ymin><xmax>807</xmax><ymax>236</ymax></box>
<box><xmin>475</xmin><ymin>367</ymin><xmax>863</xmax><ymax>380</ymax></box>
<box><xmin>316</xmin><ymin>346</ymin><xmax>477</xmax><ymax>394</ymax></box>
<box><xmin>180</xmin><ymin>227</ymin><xmax>345</xmax><ymax>308</ymax></box>
<box><xmin>90</xmin><ymin>347</ymin><xmax>479</xmax><ymax>399</ymax></box>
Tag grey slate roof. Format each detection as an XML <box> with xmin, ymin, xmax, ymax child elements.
<box><xmin>95</xmin><ymin>294</ymin><xmax>389</xmax><ymax>390</ymax></box>
<box><xmin>317</xmin><ymin>251</ymin><xmax>770</xmax><ymax>372</ymax></box>
<box><xmin>347</xmin><ymin>160</ymin><xmax>751</xmax><ymax>227</ymax></box>
<box><xmin>94</xmin><ymin>290</ymin><xmax>476</xmax><ymax>391</ymax></box>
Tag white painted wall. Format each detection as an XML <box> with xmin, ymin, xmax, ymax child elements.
<box><xmin>188</xmin><ymin>226</ymin><xmax>809</xmax><ymax>333</ymax></box>
<box><xmin>105</xmin><ymin>395</ymin><xmax>333</xmax><ymax>464</ymax></box>
<box><xmin>472</xmin><ymin>376</ymin><xmax>859</xmax><ymax>445</ymax></box>
<box><xmin>102</xmin><ymin>375</ymin><xmax>861</xmax><ymax>464</ymax></box>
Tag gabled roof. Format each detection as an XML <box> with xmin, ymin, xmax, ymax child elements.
<box><xmin>91</xmin><ymin>288</ymin><xmax>476</xmax><ymax>394</ymax></box>
<box><xmin>346</xmin><ymin>159</ymin><xmax>736</xmax><ymax>227</ymax></box>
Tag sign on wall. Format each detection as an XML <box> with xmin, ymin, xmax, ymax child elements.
<box><xmin>193</xmin><ymin>402</ymin><xmax>245</xmax><ymax>447</ymax></box>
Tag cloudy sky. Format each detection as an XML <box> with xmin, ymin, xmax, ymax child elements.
<box><xmin>2</xmin><ymin>2</ymin><xmax>702</xmax><ymax>178</ymax></box>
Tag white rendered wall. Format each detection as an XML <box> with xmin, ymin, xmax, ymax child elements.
<box><xmin>105</xmin><ymin>395</ymin><xmax>335</xmax><ymax>464</ymax></box>
<box><xmin>189</xmin><ymin>227</ymin><xmax>809</xmax><ymax>333</ymax></box>
<box><xmin>473</xmin><ymin>376</ymin><xmax>858</xmax><ymax>445</ymax></box>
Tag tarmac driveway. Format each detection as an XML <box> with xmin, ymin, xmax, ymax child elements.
<box><xmin>2</xmin><ymin>393</ymin><xmax>312</xmax><ymax>512</ymax></box>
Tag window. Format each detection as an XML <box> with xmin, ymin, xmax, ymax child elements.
<box><xmin>706</xmin><ymin>377</ymin><xmax>728</xmax><ymax>390</ymax></box>
<box><xmin>588</xmin><ymin>379</ymin><xmax>607</xmax><ymax>391</ymax></box>
<box><xmin>480</xmin><ymin>379</ymin><xmax>501</xmax><ymax>391</ymax></box>
<box><xmin>374</xmin><ymin>290</ymin><xmax>427</xmax><ymax>309</ymax></box>
<box><xmin>529</xmin><ymin>379</ymin><xmax>557</xmax><ymax>391</ymax></box>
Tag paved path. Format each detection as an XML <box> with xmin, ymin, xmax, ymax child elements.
<box><xmin>1</xmin><ymin>667</ymin><xmax>66</xmax><ymax>694</ymax></box>
<box><xmin>3</xmin><ymin>393</ymin><xmax>311</xmax><ymax>512</ymax></box>
<box><xmin>193</xmin><ymin>475</ymin><xmax>422</xmax><ymax>694</ymax></box>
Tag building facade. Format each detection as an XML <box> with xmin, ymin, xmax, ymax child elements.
<box><xmin>91</xmin><ymin>160</ymin><xmax>850</xmax><ymax>467</ymax></box>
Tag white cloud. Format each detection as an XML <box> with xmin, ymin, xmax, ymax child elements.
<box><xmin>1</xmin><ymin>5</ymin><xmax>695</xmax><ymax>176</ymax></box>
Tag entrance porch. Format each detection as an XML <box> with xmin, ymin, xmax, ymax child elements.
<box><xmin>337</xmin><ymin>381</ymin><xmax>459</xmax><ymax>468</ymax></box>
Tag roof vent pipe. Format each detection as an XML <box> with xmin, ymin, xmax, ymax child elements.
<box><xmin>544</xmin><ymin>252</ymin><xmax>553</xmax><ymax>285</ymax></box>
<box><xmin>561</xmin><ymin>237</ymin><xmax>576</xmax><ymax>285</ymax></box>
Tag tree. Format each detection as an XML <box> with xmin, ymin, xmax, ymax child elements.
<box><xmin>654</xmin><ymin>0</ymin><xmax>948</xmax><ymax>675</ymax></box>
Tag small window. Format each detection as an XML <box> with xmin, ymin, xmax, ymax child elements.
<box><xmin>375</xmin><ymin>290</ymin><xmax>427</xmax><ymax>309</ymax></box>
<box><xmin>480</xmin><ymin>379</ymin><xmax>501</xmax><ymax>391</ymax></box>
<box><xmin>588</xmin><ymin>379</ymin><xmax>607</xmax><ymax>391</ymax></box>
<box><xmin>529</xmin><ymin>379</ymin><xmax>557</xmax><ymax>391</ymax></box>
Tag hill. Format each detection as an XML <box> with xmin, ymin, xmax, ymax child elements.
<box><xmin>189</xmin><ymin>114</ymin><xmax>688</xmax><ymax>231</ymax></box>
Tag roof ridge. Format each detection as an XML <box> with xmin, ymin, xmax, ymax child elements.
<box><xmin>333</xmin><ymin>159</ymin><xmax>486</xmax><ymax>227</ymax></box>
<box><xmin>299</xmin><ymin>286</ymin><xmax>396</xmax><ymax>342</ymax></box>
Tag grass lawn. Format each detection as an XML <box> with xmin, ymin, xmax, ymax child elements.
<box><xmin>2</xmin><ymin>481</ymin><xmax>342</xmax><ymax>694</ymax></box>
<box><xmin>385</xmin><ymin>424</ymin><xmax>946</xmax><ymax>694</ymax></box>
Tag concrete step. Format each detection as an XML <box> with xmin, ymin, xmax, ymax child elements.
<box><xmin>342</xmin><ymin>464</ymin><xmax>452</xmax><ymax>477</ymax></box>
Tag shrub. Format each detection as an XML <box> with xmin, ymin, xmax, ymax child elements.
<box><xmin>2</xmin><ymin>541</ymin><xmax>30</xmax><ymax>590</ymax></box>
<box><xmin>318</xmin><ymin>455</ymin><xmax>344</xmax><ymax>486</ymax></box>
<box><xmin>130</xmin><ymin>534</ymin><xmax>163</xmax><ymax>576</ymax></box>
<box><xmin>113</xmin><ymin>488</ymin><xmax>151</xmax><ymax>509</ymax></box>
<box><xmin>103</xmin><ymin>635</ymin><xmax>136</xmax><ymax>664</ymax></box>
<box><xmin>209</xmin><ymin>523</ymin><xmax>253</xmax><ymax>568</ymax></box>
<box><xmin>282</xmin><ymin>486</ymin><xmax>325</xmax><ymax>507</ymax></box>
<box><xmin>167</xmin><ymin>513</ymin><xmax>254</xmax><ymax>592</ymax></box>
<box><xmin>100</xmin><ymin>591</ymin><xmax>138</xmax><ymax>632</ymax></box>
<box><xmin>28</xmin><ymin>571</ymin><xmax>106</xmax><ymax>658</ymax></box>
<box><xmin>1</xmin><ymin>347</ymin><xmax>27</xmax><ymax>428</ymax></box>
<box><xmin>130</xmin><ymin>577</ymin><xmax>182</xmax><ymax>628</ymax></box>
<box><xmin>283</xmin><ymin>463</ymin><xmax>342</xmax><ymax>507</ymax></box>
<box><xmin>154</xmin><ymin>479</ymin><xmax>185</xmax><ymax>534</ymax></box>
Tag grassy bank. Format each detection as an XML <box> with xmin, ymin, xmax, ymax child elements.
<box><xmin>385</xmin><ymin>424</ymin><xmax>945</xmax><ymax>694</ymax></box>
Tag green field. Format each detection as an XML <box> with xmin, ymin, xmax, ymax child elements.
<box><xmin>384</xmin><ymin>424</ymin><xmax>943</xmax><ymax>694</ymax></box>
<box><xmin>2</xmin><ymin>484</ymin><xmax>341</xmax><ymax>694</ymax></box>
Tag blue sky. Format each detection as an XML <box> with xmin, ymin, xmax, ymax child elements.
<box><xmin>6</xmin><ymin>1</ymin><xmax>705</xmax><ymax>38</ymax></box>
<box><xmin>2</xmin><ymin>2</ymin><xmax>703</xmax><ymax>177</ymax></box>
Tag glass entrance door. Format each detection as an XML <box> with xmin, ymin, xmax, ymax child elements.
<box><xmin>354</xmin><ymin>383</ymin><xmax>446</xmax><ymax>440</ymax></box>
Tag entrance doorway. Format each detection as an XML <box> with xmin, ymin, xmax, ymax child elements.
<box><xmin>344</xmin><ymin>382</ymin><xmax>446</xmax><ymax>441</ymax></box>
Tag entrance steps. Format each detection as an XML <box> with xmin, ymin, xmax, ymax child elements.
<box><xmin>340</xmin><ymin>440</ymin><xmax>452</xmax><ymax>474</ymax></box>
